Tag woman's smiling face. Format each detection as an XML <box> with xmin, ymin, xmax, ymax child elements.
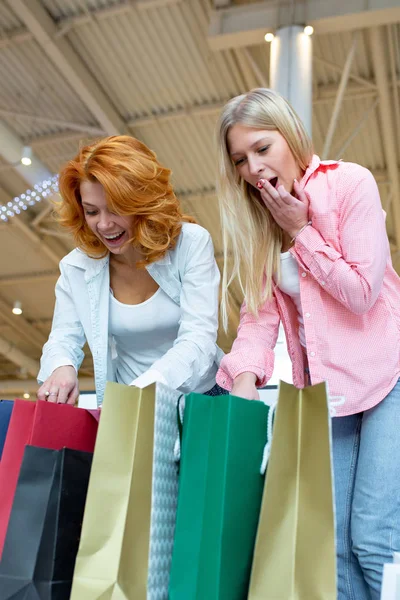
<box><xmin>80</xmin><ymin>180</ymin><xmax>135</xmax><ymax>255</ymax></box>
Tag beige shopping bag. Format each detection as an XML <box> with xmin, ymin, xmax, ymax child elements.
<box><xmin>248</xmin><ymin>381</ymin><xmax>337</xmax><ymax>600</ymax></box>
<box><xmin>70</xmin><ymin>381</ymin><xmax>180</xmax><ymax>600</ymax></box>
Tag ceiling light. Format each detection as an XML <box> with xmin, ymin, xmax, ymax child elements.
<box><xmin>264</xmin><ymin>32</ymin><xmax>275</xmax><ymax>43</ymax></box>
<box><xmin>21</xmin><ymin>146</ymin><xmax>32</xmax><ymax>166</ymax></box>
<box><xmin>23</xmin><ymin>392</ymin><xmax>30</xmax><ymax>399</ymax></box>
<box><xmin>304</xmin><ymin>25</ymin><xmax>314</xmax><ymax>36</ymax></box>
<box><xmin>12</xmin><ymin>301</ymin><xmax>22</xmax><ymax>315</ymax></box>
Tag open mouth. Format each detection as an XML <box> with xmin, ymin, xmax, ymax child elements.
<box><xmin>269</xmin><ymin>177</ymin><xmax>278</xmax><ymax>188</ymax></box>
<box><xmin>103</xmin><ymin>231</ymin><xmax>125</xmax><ymax>244</ymax></box>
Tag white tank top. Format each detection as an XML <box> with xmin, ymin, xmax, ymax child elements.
<box><xmin>109</xmin><ymin>287</ymin><xmax>181</xmax><ymax>385</ymax></box>
<box><xmin>277</xmin><ymin>252</ymin><xmax>306</xmax><ymax>348</ymax></box>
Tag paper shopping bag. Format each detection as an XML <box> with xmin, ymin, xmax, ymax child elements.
<box><xmin>169</xmin><ymin>392</ymin><xmax>271</xmax><ymax>600</ymax></box>
<box><xmin>248</xmin><ymin>381</ymin><xmax>337</xmax><ymax>600</ymax></box>
<box><xmin>70</xmin><ymin>381</ymin><xmax>180</xmax><ymax>600</ymax></box>
<box><xmin>0</xmin><ymin>399</ymin><xmax>98</xmax><ymax>558</ymax></box>
<box><xmin>0</xmin><ymin>446</ymin><xmax>92</xmax><ymax>599</ymax></box>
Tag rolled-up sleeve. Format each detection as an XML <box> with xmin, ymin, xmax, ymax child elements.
<box><xmin>217</xmin><ymin>295</ymin><xmax>281</xmax><ymax>390</ymax></box>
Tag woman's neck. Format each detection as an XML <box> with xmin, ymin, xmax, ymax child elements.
<box><xmin>110</xmin><ymin>247</ymin><xmax>143</xmax><ymax>269</ymax></box>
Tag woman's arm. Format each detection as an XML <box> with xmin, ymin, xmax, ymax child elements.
<box><xmin>38</xmin><ymin>264</ymin><xmax>86</xmax><ymax>386</ymax></box>
<box><xmin>145</xmin><ymin>228</ymin><xmax>220</xmax><ymax>393</ymax></box>
<box><xmin>292</xmin><ymin>164</ymin><xmax>389</xmax><ymax>315</ymax></box>
<box><xmin>216</xmin><ymin>294</ymin><xmax>281</xmax><ymax>393</ymax></box>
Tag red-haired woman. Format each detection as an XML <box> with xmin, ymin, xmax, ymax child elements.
<box><xmin>37</xmin><ymin>136</ymin><xmax>224</xmax><ymax>406</ymax></box>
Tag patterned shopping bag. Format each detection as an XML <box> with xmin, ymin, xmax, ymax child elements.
<box><xmin>71</xmin><ymin>381</ymin><xmax>180</xmax><ymax>599</ymax></box>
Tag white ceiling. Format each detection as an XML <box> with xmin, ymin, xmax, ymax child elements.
<box><xmin>1</xmin><ymin>0</ymin><xmax>400</xmax><ymax>396</ymax></box>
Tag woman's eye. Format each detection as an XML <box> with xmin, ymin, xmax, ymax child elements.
<box><xmin>234</xmin><ymin>157</ymin><xmax>246</xmax><ymax>166</ymax></box>
<box><xmin>85</xmin><ymin>211</ymin><xmax>97</xmax><ymax>216</ymax></box>
<box><xmin>258</xmin><ymin>145</ymin><xmax>270</xmax><ymax>154</ymax></box>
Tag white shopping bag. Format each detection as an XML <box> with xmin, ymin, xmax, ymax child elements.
<box><xmin>381</xmin><ymin>559</ymin><xmax>400</xmax><ymax>600</ymax></box>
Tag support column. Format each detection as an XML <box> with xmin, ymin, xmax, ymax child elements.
<box><xmin>269</xmin><ymin>25</ymin><xmax>313</xmax><ymax>136</ymax></box>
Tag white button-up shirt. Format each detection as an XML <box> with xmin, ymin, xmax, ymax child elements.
<box><xmin>38</xmin><ymin>223</ymin><xmax>223</xmax><ymax>405</ymax></box>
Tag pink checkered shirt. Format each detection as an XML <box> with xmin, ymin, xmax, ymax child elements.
<box><xmin>217</xmin><ymin>155</ymin><xmax>400</xmax><ymax>416</ymax></box>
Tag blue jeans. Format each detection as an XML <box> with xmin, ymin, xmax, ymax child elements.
<box><xmin>332</xmin><ymin>378</ymin><xmax>400</xmax><ymax>599</ymax></box>
<box><xmin>204</xmin><ymin>383</ymin><xmax>229</xmax><ymax>396</ymax></box>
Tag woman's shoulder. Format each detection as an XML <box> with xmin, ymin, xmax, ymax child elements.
<box><xmin>179</xmin><ymin>222</ymin><xmax>211</xmax><ymax>241</ymax></box>
<box><xmin>59</xmin><ymin>248</ymin><xmax>102</xmax><ymax>271</ymax></box>
<box><xmin>338</xmin><ymin>159</ymin><xmax>373</xmax><ymax>177</ymax></box>
<box><xmin>325</xmin><ymin>159</ymin><xmax>375</xmax><ymax>186</ymax></box>
<box><xmin>175</xmin><ymin>222</ymin><xmax>212</xmax><ymax>252</ymax></box>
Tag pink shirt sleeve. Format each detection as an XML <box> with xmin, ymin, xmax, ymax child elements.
<box><xmin>291</xmin><ymin>164</ymin><xmax>389</xmax><ymax>315</ymax></box>
<box><xmin>216</xmin><ymin>295</ymin><xmax>280</xmax><ymax>390</ymax></box>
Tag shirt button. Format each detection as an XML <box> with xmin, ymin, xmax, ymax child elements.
<box><xmin>321</xmin><ymin>281</ymin><xmax>326</xmax><ymax>286</ymax></box>
<box><xmin>305</xmin><ymin>312</ymin><xmax>311</xmax><ymax>318</ymax></box>
<box><xmin>301</xmin><ymin>272</ymin><xmax>307</xmax><ymax>277</ymax></box>
<box><xmin>310</xmin><ymin>351</ymin><xmax>316</xmax><ymax>357</ymax></box>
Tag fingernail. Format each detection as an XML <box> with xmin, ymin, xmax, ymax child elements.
<box><xmin>257</xmin><ymin>180</ymin><xmax>264</xmax><ymax>189</ymax></box>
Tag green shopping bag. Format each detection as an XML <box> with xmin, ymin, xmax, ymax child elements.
<box><xmin>169</xmin><ymin>392</ymin><xmax>272</xmax><ymax>600</ymax></box>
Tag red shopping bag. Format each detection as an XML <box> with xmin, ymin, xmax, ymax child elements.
<box><xmin>0</xmin><ymin>399</ymin><xmax>98</xmax><ymax>558</ymax></box>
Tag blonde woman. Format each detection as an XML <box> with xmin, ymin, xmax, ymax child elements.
<box><xmin>38</xmin><ymin>135</ymin><xmax>224</xmax><ymax>406</ymax></box>
<box><xmin>216</xmin><ymin>88</ymin><xmax>400</xmax><ymax>599</ymax></box>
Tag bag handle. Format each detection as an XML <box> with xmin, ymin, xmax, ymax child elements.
<box><xmin>173</xmin><ymin>394</ymin><xmax>185</xmax><ymax>464</ymax></box>
<box><xmin>174</xmin><ymin>394</ymin><xmax>275</xmax><ymax>474</ymax></box>
<box><xmin>260</xmin><ymin>401</ymin><xmax>276</xmax><ymax>475</ymax></box>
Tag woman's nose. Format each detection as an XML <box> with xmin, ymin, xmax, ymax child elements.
<box><xmin>248</xmin><ymin>156</ymin><xmax>264</xmax><ymax>176</ymax></box>
<box><xmin>97</xmin><ymin>212</ymin><xmax>114</xmax><ymax>230</ymax></box>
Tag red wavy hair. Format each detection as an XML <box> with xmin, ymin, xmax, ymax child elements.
<box><xmin>56</xmin><ymin>135</ymin><xmax>196</xmax><ymax>264</ymax></box>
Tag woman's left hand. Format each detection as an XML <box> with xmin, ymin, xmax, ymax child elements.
<box><xmin>258</xmin><ymin>178</ymin><xmax>310</xmax><ymax>239</ymax></box>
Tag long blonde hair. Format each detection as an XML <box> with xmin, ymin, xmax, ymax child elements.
<box><xmin>217</xmin><ymin>88</ymin><xmax>313</xmax><ymax>330</ymax></box>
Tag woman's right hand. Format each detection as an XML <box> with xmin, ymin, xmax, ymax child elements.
<box><xmin>231</xmin><ymin>372</ymin><xmax>260</xmax><ymax>400</ymax></box>
<box><xmin>37</xmin><ymin>366</ymin><xmax>79</xmax><ymax>405</ymax></box>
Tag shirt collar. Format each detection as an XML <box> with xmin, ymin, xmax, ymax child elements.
<box><xmin>300</xmin><ymin>154</ymin><xmax>341</xmax><ymax>188</ymax></box>
<box><xmin>63</xmin><ymin>246</ymin><xmax>171</xmax><ymax>277</ymax></box>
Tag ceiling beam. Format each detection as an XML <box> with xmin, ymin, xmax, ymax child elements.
<box><xmin>0</xmin><ymin>270</ymin><xmax>59</xmax><ymax>286</ymax></box>
<box><xmin>30</xmin><ymin>131</ymin><xmax>97</xmax><ymax>149</ymax></box>
<box><xmin>0</xmin><ymin>108</ymin><xmax>105</xmax><ymax>137</ymax></box>
<box><xmin>322</xmin><ymin>34</ymin><xmax>357</xmax><ymax>158</ymax></box>
<box><xmin>10</xmin><ymin>219</ymin><xmax>62</xmax><ymax>266</ymax></box>
<box><xmin>0</xmin><ymin>0</ymin><xmax>183</xmax><ymax>51</ymax></box>
<box><xmin>0</xmin><ymin>295</ymin><xmax>47</xmax><ymax>350</ymax></box>
<box><xmin>55</xmin><ymin>0</ymin><xmax>182</xmax><ymax>38</ymax></box>
<box><xmin>19</xmin><ymin>79</ymin><xmax>400</xmax><ymax>148</ymax></box>
<box><xmin>369</xmin><ymin>26</ymin><xmax>400</xmax><ymax>247</ymax></box>
<box><xmin>128</xmin><ymin>101</ymin><xmax>226</xmax><ymax>128</ymax></box>
<box><xmin>0</xmin><ymin>27</ymin><xmax>32</xmax><ymax>49</ymax></box>
<box><xmin>313</xmin><ymin>55</ymin><xmax>377</xmax><ymax>90</ymax></box>
<box><xmin>333</xmin><ymin>97</ymin><xmax>380</xmax><ymax>159</ymax></box>
<box><xmin>0</xmin><ymin>121</ymin><xmax>49</xmax><ymax>184</ymax></box>
<box><xmin>0</xmin><ymin>335</ymin><xmax>39</xmax><ymax>378</ymax></box>
<box><xmin>208</xmin><ymin>0</ymin><xmax>400</xmax><ymax>50</ymax></box>
<box><xmin>0</xmin><ymin>121</ymin><xmax>64</xmax><ymax>266</ymax></box>
<box><xmin>5</xmin><ymin>0</ymin><xmax>126</xmax><ymax>135</ymax></box>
